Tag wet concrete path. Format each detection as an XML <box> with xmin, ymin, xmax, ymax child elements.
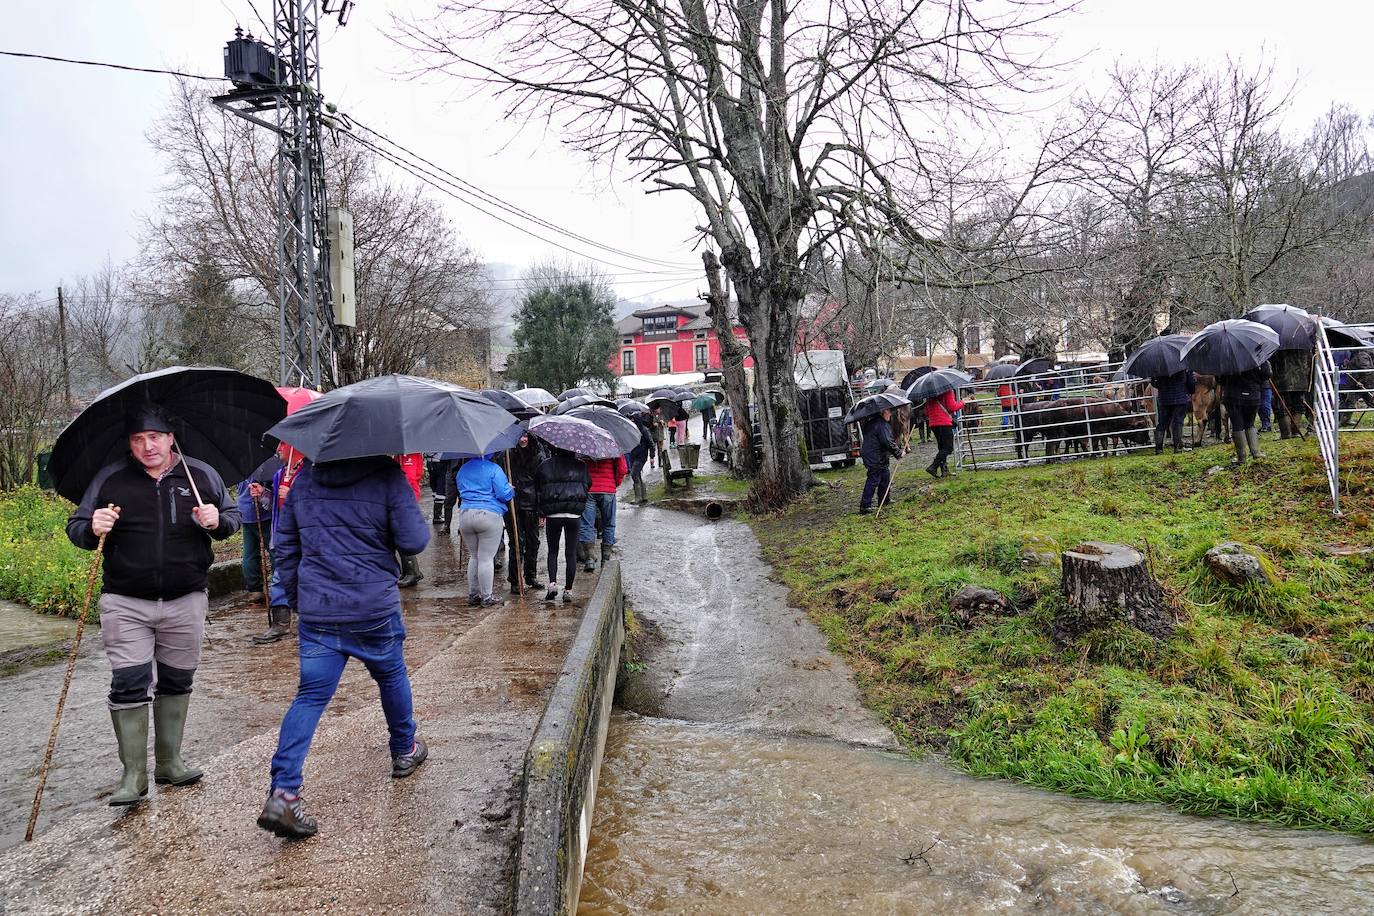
<box><xmin>0</xmin><ymin>530</ymin><xmax>593</xmax><ymax>914</ymax></box>
<box><xmin>580</xmin><ymin>492</ymin><xmax>1374</xmax><ymax>915</ymax></box>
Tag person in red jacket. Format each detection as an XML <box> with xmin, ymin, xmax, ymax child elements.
<box><xmin>393</xmin><ymin>454</ymin><xmax>426</xmax><ymax>587</ymax></box>
<box><xmin>923</xmin><ymin>388</ymin><xmax>964</xmax><ymax>478</ymax></box>
<box><xmin>580</xmin><ymin>455</ymin><xmax>627</xmax><ymax>572</ymax></box>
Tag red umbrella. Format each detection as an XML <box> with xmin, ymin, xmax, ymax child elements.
<box><xmin>277</xmin><ymin>386</ymin><xmax>323</xmax><ymax>415</ymax></box>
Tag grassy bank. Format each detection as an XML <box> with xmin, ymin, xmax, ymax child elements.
<box><xmin>0</xmin><ymin>486</ymin><xmax>243</xmax><ymax>619</ymax></box>
<box><xmin>754</xmin><ymin>437</ymin><xmax>1374</xmax><ymax>834</ymax></box>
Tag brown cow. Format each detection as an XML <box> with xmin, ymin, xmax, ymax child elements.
<box><xmin>1190</xmin><ymin>374</ymin><xmax>1228</xmax><ymax>445</ymax></box>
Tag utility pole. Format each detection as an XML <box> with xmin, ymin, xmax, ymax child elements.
<box><xmin>55</xmin><ymin>286</ymin><xmax>72</xmax><ymax>412</ymax></box>
<box><xmin>214</xmin><ymin>1</ymin><xmax>352</xmax><ymax>389</ymax></box>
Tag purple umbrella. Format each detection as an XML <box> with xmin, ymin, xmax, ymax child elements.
<box><xmin>528</xmin><ymin>414</ymin><xmax>621</xmax><ymax>459</ymax></box>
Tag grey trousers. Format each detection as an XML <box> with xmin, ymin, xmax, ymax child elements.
<box><xmin>458</xmin><ymin>508</ymin><xmax>505</xmax><ymax>599</ymax></box>
<box><xmin>98</xmin><ymin>590</ymin><xmax>208</xmax><ymax>709</ymax></box>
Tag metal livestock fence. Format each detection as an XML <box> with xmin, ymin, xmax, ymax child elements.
<box><xmin>950</xmin><ymin>359</ymin><xmax>1157</xmax><ymax>471</ymax></box>
<box><xmin>1313</xmin><ymin>321</ymin><xmax>1374</xmax><ymax>515</ymax></box>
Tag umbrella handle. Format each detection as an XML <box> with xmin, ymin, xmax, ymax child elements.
<box><xmin>172</xmin><ymin>444</ymin><xmax>205</xmax><ymax>508</ymax></box>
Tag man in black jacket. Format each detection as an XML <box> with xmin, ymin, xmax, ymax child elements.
<box><xmin>66</xmin><ymin>406</ymin><xmax>241</xmax><ymax>807</ymax></box>
<box><xmin>504</xmin><ymin>433</ymin><xmax>545</xmax><ymax>594</ymax></box>
<box><xmin>859</xmin><ymin>408</ymin><xmax>904</xmax><ymax>514</ymax></box>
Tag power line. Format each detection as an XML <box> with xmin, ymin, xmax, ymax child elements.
<box><xmin>349</xmin><ymin>131</ymin><xmax>698</xmax><ymax>276</ymax></box>
<box><xmin>344</xmin><ymin>114</ymin><xmax>693</xmax><ymax>272</ymax></box>
<box><xmin>0</xmin><ymin>49</ymin><xmax>222</xmax><ymax>82</ymax></box>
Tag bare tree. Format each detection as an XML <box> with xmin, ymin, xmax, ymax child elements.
<box><xmin>0</xmin><ymin>296</ymin><xmax>65</xmax><ymax>489</ymax></box>
<box><xmin>395</xmin><ymin>0</ymin><xmax>1072</xmax><ymax>504</ymax></box>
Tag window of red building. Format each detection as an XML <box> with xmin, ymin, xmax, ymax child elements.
<box><xmin>658</xmin><ymin>347</ymin><xmax>672</xmax><ymax>374</ymax></box>
<box><xmin>694</xmin><ymin>342</ymin><xmax>708</xmax><ymax>371</ymax></box>
<box><xmin>622</xmin><ymin>350</ymin><xmax>635</xmax><ymax>375</ymax></box>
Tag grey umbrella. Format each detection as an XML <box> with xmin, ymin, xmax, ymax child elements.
<box><xmin>1244</xmin><ymin>304</ymin><xmax>1317</xmax><ymax>350</ymax></box>
<box><xmin>618</xmin><ymin>400</ymin><xmax>650</xmax><ymax>417</ymax></box>
<box><xmin>267</xmin><ymin>374</ymin><xmax>522</xmax><ymax>462</ymax></box>
<box><xmin>514</xmin><ymin>387</ymin><xmax>558</xmax><ymax>409</ymax></box>
<box><xmin>1321</xmin><ymin>318</ymin><xmax>1374</xmax><ymax>349</ymax></box>
<box><xmin>984</xmin><ymin>363</ymin><xmax>1019</xmax><ymax>380</ymax></box>
<box><xmin>1181</xmin><ymin>319</ymin><xmax>1281</xmax><ymax>375</ymax></box>
<box><xmin>558</xmin><ymin>386</ymin><xmax>597</xmax><ymax>402</ymax></box>
<box><xmin>1121</xmin><ymin>334</ymin><xmax>1192</xmax><ymax>379</ymax></box>
<box><xmin>527</xmin><ymin>414</ymin><xmax>621</xmax><ymax>459</ymax></box>
<box><xmin>843</xmin><ymin>391</ymin><xmax>909</xmax><ymax>425</ymax></box>
<box><xmin>907</xmin><ymin>368</ymin><xmax>973</xmax><ymax>401</ymax></box>
<box><xmin>478</xmin><ymin>388</ymin><xmax>538</xmax><ymax>419</ymax></box>
<box><xmin>553</xmin><ymin>394</ymin><xmax>615</xmax><ymax>415</ymax></box>
<box><xmin>567</xmin><ymin>405</ymin><xmax>642</xmax><ymax>453</ymax></box>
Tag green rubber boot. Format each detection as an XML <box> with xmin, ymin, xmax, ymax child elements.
<box><xmin>153</xmin><ymin>694</ymin><xmax>203</xmax><ymax>786</ymax></box>
<box><xmin>109</xmin><ymin>706</ymin><xmax>149</xmax><ymax>806</ymax></box>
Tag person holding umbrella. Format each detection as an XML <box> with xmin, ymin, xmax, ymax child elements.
<box><xmin>908</xmin><ymin>368</ymin><xmax>970</xmax><ymax>479</ymax></box>
<box><xmin>504</xmin><ymin>431</ymin><xmax>546</xmax><ymax>595</ymax></box>
<box><xmin>66</xmin><ymin>404</ymin><xmax>243</xmax><ymax>806</ymax></box>
<box><xmin>533</xmin><ymin>446</ymin><xmax>593</xmax><ymax>605</ymax></box>
<box><xmin>1181</xmin><ymin>319</ymin><xmax>1280</xmax><ymax>466</ymax></box>
<box><xmin>1122</xmin><ymin>334</ymin><xmax>1195</xmax><ymax>455</ymax></box>
<box><xmin>581</xmin><ymin>452</ymin><xmax>628</xmax><ymax>571</ymax></box>
<box><xmin>857</xmin><ymin>404</ymin><xmax>904</xmax><ymax>514</ymax></box>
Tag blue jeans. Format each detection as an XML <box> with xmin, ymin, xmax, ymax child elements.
<box><xmin>579</xmin><ymin>493</ymin><xmax>617</xmax><ymax>546</ymax></box>
<box><xmin>270</xmin><ymin>612</ymin><xmax>415</xmax><ymax>794</ymax></box>
<box><xmin>1259</xmin><ymin>386</ymin><xmax>1273</xmax><ymax>429</ymax></box>
<box><xmin>241</xmin><ymin>514</ymin><xmax>268</xmax><ymax>589</ymax></box>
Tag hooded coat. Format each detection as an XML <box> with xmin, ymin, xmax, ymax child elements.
<box><xmin>274</xmin><ymin>457</ymin><xmax>430</xmax><ymax>624</ymax></box>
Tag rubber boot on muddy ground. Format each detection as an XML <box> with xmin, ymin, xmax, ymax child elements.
<box><xmin>1232</xmin><ymin>433</ymin><xmax>1248</xmax><ymax>466</ymax></box>
<box><xmin>1276</xmin><ymin>413</ymin><xmax>1293</xmax><ymax>440</ymax></box>
<box><xmin>398</xmin><ymin>553</ymin><xmax>423</xmax><ymax>588</ymax></box>
<box><xmin>431</xmin><ymin>496</ymin><xmax>445</xmax><ymax>525</ymax></box>
<box><xmin>601</xmin><ymin>543</ymin><xmax>614</xmax><ymax>567</ymax></box>
<box><xmin>580</xmin><ymin>541</ymin><xmax>596</xmax><ymax>573</ymax></box>
<box><xmin>153</xmin><ymin>694</ymin><xmax>203</xmax><ymax>786</ymax></box>
<box><xmin>109</xmin><ymin>706</ymin><xmax>149</xmax><ymax>806</ymax></box>
<box><xmin>1246</xmin><ymin>427</ymin><xmax>1264</xmax><ymax>459</ymax></box>
<box><xmin>1154</xmin><ymin>427</ymin><xmax>1165</xmax><ymax>455</ymax></box>
<box><xmin>252</xmin><ymin>605</ymin><xmax>292</xmax><ymax>644</ymax></box>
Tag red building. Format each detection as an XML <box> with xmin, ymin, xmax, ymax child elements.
<box><xmin>611</xmin><ymin>304</ymin><xmax>751</xmax><ymax>383</ymax></box>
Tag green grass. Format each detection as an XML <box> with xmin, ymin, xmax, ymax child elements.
<box><xmin>754</xmin><ymin>437</ymin><xmax>1374</xmax><ymax>833</ymax></box>
<box><xmin>0</xmin><ymin>486</ymin><xmax>98</xmax><ymax>618</ymax></box>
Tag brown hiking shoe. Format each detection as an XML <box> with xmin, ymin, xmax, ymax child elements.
<box><xmin>257</xmin><ymin>789</ymin><xmax>318</xmax><ymax>839</ymax></box>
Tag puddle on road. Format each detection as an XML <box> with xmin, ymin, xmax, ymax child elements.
<box><xmin>579</xmin><ymin>713</ymin><xmax>1374</xmax><ymax>915</ymax></box>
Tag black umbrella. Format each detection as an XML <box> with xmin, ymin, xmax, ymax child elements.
<box><xmin>671</xmin><ymin>387</ymin><xmax>697</xmax><ymax>402</ymax></box>
<box><xmin>527</xmin><ymin>414</ymin><xmax>621</xmax><ymax>459</ymax></box>
<box><xmin>1121</xmin><ymin>334</ymin><xmax>1192</xmax><ymax>379</ymax></box>
<box><xmin>1243</xmin><ymin>304</ymin><xmax>1316</xmax><ymax>350</ymax></box>
<box><xmin>267</xmin><ymin>374</ymin><xmax>522</xmax><ymax>462</ymax></box>
<box><xmin>618</xmin><ymin>400</ymin><xmax>651</xmax><ymax>417</ymax></box>
<box><xmin>701</xmin><ymin>389</ymin><xmax>726</xmax><ymax>405</ymax></box>
<box><xmin>479</xmin><ymin>388</ymin><xmax>539</xmax><ymax>419</ymax></box>
<box><xmin>48</xmin><ymin>366</ymin><xmax>285</xmax><ymax>504</ymax></box>
<box><xmin>907</xmin><ymin>368</ymin><xmax>973</xmax><ymax>401</ymax></box>
<box><xmin>843</xmin><ymin>391</ymin><xmax>909</xmax><ymax>425</ymax></box>
<box><xmin>646</xmin><ymin>390</ymin><xmax>686</xmax><ymax>420</ymax></box>
<box><xmin>983</xmin><ymin>363</ymin><xmax>1019</xmax><ymax>381</ymax></box>
<box><xmin>1015</xmin><ymin>358</ymin><xmax>1053</xmax><ymax>377</ymax></box>
<box><xmin>1180</xmin><ymin>319</ymin><xmax>1280</xmax><ymax>376</ymax></box>
<box><xmin>558</xmin><ymin>387</ymin><xmax>597</xmax><ymax>402</ymax></box>
<box><xmin>567</xmin><ymin>405</ymin><xmax>642</xmax><ymax>453</ymax></box>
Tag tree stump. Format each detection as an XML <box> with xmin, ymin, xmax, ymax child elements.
<box><xmin>1057</xmin><ymin>542</ymin><xmax>1175</xmax><ymax>641</ymax></box>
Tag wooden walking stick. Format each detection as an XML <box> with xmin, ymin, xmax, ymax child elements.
<box><xmin>26</xmin><ymin>506</ymin><xmax>111</xmax><ymax>842</ymax></box>
<box><xmin>503</xmin><ymin>453</ymin><xmax>523</xmax><ymax>593</ymax></box>
<box><xmin>254</xmin><ymin>502</ymin><xmax>271</xmax><ymax>610</ymax></box>
<box><xmin>1269</xmin><ymin>380</ymin><xmax>1307</xmax><ymax>440</ymax></box>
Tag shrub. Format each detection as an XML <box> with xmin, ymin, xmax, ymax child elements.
<box><xmin>0</xmin><ymin>487</ymin><xmax>97</xmax><ymax>618</ymax></box>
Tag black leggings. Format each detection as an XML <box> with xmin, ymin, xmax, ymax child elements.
<box><xmin>933</xmin><ymin>426</ymin><xmax>955</xmax><ymax>468</ymax></box>
<box><xmin>546</xmin><ymin>516</ymin><xmax>579</xmax><ymax>590</ymax></box>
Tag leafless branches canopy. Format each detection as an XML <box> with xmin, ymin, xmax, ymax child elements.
<box><xmin>396</xmin><ymin>0</ymin><xmax>1074</xmax><ymax>502</ymax></box>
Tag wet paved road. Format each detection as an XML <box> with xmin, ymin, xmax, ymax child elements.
<box><xmin>0</xmin><ymin>531</ymin><xmax>593</xmax><ymax>914</ymax></box>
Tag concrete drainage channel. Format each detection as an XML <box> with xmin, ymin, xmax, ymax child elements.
<box><xmin>509</xmin><ymin>560</ymin><xmax>626</xmax><ymax>915</ymax></box>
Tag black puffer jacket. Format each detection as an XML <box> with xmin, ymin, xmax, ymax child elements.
<box><xmin>67</xmin><ymin>455</ymin><xmax>241</xmax><ymax>600</ymax></box>
<box><xmin>508</xmin><ymin>439</ymin><xmax>546</xmax><ymax>512</ymax></box>
<box><xmin>533</xmin><ymin>450</ymin><xmax>591</xmax><ymax>516</ymax></box>
<box><xmin>1219</xmin><ymin>362</ymin><xmax>1273</xmax><ymax>406</ymax></box>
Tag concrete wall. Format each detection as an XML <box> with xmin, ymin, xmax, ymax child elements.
<box><xmin>510</xmin><ymin>561</ymin><xmax>626</xmax><ymax>916</ymax></box>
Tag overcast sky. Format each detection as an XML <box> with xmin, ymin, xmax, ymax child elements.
<box><xmin>2</xmin><ymin>0</ymin><xmax>1370</xmax><ymax>304</ymax></box>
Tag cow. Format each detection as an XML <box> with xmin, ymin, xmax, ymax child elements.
<box><xmin>1085</xmin><ymin>397</ymin><xmax>1153</xmax><ymax>454</ymax></box>
<box><xmin>1190</xmin><ymin>374</ymin><xmax>1227</xmax><ymax>445</ymax></box>
<box><xmin>1016</xmin><ymin>397</ymin><xmax>1092</xmax><ymax>460</ymax></box>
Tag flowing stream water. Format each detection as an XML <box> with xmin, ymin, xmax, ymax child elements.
<box><xmin>578</xmin><ymin>499</ymin><xmax>1374</xmax><ymax>915</ymax></box>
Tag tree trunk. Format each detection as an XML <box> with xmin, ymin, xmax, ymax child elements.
<box><xmin>723</xmin><ymin>248</ymin><xmax>813</xmax><ymax>506</ymax></box>
<box><xmin>1057</xmin><ymin>542</ymin><xmax>1176</xmax><ymax>640</ymax></box>
<box><xmin>702</xmin><ymin>251</ymin><xmax>756</xmax><ymax>478</ymax></box>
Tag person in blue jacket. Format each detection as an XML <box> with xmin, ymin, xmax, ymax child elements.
<box><xmin>456</xmin><ymin>453</ymin><xmax>516</xmax><ymax>607</ymax></box>
<box><xmin>256</xmin><ymin>455</ymin><xmax>431</xmax><ymax>839</ymax></box>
